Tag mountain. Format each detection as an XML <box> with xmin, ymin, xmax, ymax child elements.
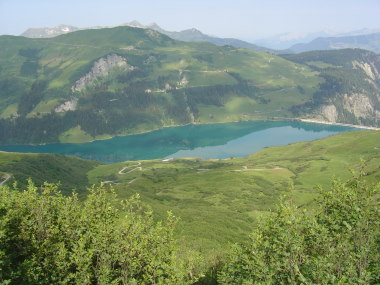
<box><xmin>21</xmin><ymin>24</ymin><xmax>80</xmax><ymax>38</ymax></box>
<box><xmin>254</xmin><ymin>28</ymin><xmax>380</xmax><ymax>50</ymax></box>
<box><xmin>282</xmin><ymin>49</ymin><xmax>380</xmax><ymax>126</ymax></box>
<box><xmin>0</xmin><ymin>25</ymin><xmax>321</xmax><ymax>145</ymax></box>
<box><xmin>289</xmin><ymin>32</ymin><xmax>380</xmax><ymax>54</ymax></box>
<box><xmin>143</xmin><ymin>23</ymin><xmax>274</xmax><ymax>53</ymax></box>
<box><xmin>254</xmin><ymin>30</ymin><xmax>341</xmax><ymax>50</ymax></box>
<box><xmin>20</xmin><ymin>21</ymin><xmax>274</xmax><ymax>53</ymax></box>
<box><xmin>1</xmin><ymin>26</ymin><xmax>379</xmax><ymax>145</ymax></box>
<box><xmin>338</xmin><ymin>28</ymin><xmax>380</xmax><ymax>37</ymax></box>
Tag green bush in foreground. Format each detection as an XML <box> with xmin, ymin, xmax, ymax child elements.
<box><xmin>0</xmin><ymin>181</ymin><xmax>196</xmax><ymax>285</ymax></box>
<box><xmin>218</xmin><ymin>174</ymin><xmax>380</xmax><ymax>284</ymax></box>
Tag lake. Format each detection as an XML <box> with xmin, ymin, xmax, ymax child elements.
<box><xmin>0</xmin><ymin>121</ymin><xmax>357</xmax><ymax>163</ymax></box>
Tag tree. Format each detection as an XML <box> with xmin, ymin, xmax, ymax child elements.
<box><xmin>0</xmin><ymin>181</ymin><xmax>196</xmax><ymax>284</ymax></box>
<box><xmin>218</xmin><ymin>172</ymin><xmax>380</xmax><ymax>284</ymax></box>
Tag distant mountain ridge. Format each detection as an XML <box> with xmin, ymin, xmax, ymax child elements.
<box><xmin>20</xmin><ymin>21</ymin><xmax>274</xmax><ymax>53</ymax></box>
<box><xmin>254</xmin><ymin>28</ymin><xmax>380</xmax><ymax>50</ymax></box>
<box><xmin>21</xmin><ymin>24</ymin><xmax>80</xmax><ymax>38</ymax></box>
<box><xmin>288</xmin><ymin>32</ymin><xmax>380</xmax><ymax>54</ymax></box>
<box><xmin>133</xmin><ymin>22</ymin><xmax>274</xmax><ymax>53</ymax></box>
<box><xmin>20</xmin><ymin>23</ymin><xmax>380</xmax><ymax>54</ymax></box>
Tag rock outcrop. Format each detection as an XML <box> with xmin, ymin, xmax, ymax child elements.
<box><xmin>55</xmin><ymin>98</ymin><xmax>78</xmax><ymax>112</ymax></box>
<box><xmin>342</xmin><ymin>93</ymin><xmax>378</xmax><ymax>119</ymax></box>
<box><xmin>352</xmin><ymin>61</ymin><xmax>379</xmax><ymax>80</ymax></box>
<box><xmin>311</xmin><ymin>57</ymin><xmax>380</xmax><ymax>127</ymax></box>
<box><xmin>319</xmin><ymin>104</ymin><xmax>338</xmax><ymax>123</ymax></box>
<box><xmin>72</xmin><ymin>54</ymin><xmax>133</xmax><ymax>92</ymax></box>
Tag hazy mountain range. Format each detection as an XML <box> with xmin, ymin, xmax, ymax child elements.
<box><xmin>20</xmin><ymin>21</ymin><xmax>274</xmax><ymax>53</ymax></box>
<box><xmin>288</xmin><ymin>32</ymin><xmax>380</xmax><ymax>54</ymax></box>
<box><xmin>122</xmin><ymin>21</ymin><xmax>274</xmax><ymax>53</ymax></box>
<box><xmin>20</xmin><ymin>22</ymin><xmax>380</xmax><ymax>55</ymax></box>
<box><xmin>255</xmin><ymin>28</ymin><xmax>380</xmax><ymax>50</ymax></box>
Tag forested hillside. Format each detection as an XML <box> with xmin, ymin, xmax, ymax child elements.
<box><xmin>0</xmin><ymin>151</ymin><xmax>100</xmax><ymax>194</ymax></box>
<box><xmin>283</xmin><ymin>49</ymin><xmax>380</xmax><ymax>126</ymax></box>
<box><xmin>2</xmin><ymin>26</ymin><xmax>379</xmax><ymax>145</ymax></box>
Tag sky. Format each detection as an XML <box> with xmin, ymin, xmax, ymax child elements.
<box><xmin>0</xmin><ymin>0</ymin><xmax>379</xmax><ymax>41</ymax></box>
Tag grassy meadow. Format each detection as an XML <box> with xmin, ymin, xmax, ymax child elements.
<box><xmin>86</xmin><ymin>130</ymin><xmax>380</xmax><ymax>254</ymax></box>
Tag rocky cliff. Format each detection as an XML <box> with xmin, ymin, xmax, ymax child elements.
<box><xmin>285</xmin><ymin>49</ymin><xmax>380</xmax><ymax>127</ymax></box>
<box><xmin>72</xmin><ymin>54</ymin><xmax>133</xmax><ymax>92</ymax></box>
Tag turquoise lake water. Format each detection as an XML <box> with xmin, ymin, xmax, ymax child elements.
<box><xmin>0</xmin><ymin>121</ymin><xmax>356</xmax><ymax>163</ymax></box>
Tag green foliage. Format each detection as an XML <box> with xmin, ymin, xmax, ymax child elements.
<box><xmin>18</xmin><ymin>48</ymin><xmax>42</xmax><ymax>77</ymax></box>
<box><xmin>85</xmin><ymin>130</ymin><xmax>380</xmax><ymax>256</ymax></box>
<box><xmin>312</xmin><ymin>68</ymin><xmax>376</xmax><ymax>105</ymax></box>
<box><xmin>282</xmin><ymin>48</ymin><xmax>380</xmax><ymax>68</ymax></box>
<box><xmin>0</xmin><ymin>152</ymin><xmax>100</xmax><ymax>194</ymax></box>
<box><xmin>0</xmin><ymin>131</ymin><xmax>379</xmax><ymax>283</ymax></box>
<box><xmin>0</xmin><ymin>77</ymin><xmax>28</xmax><ymax>105</ymax></box>
<box><xmin>20</xmin><ymin>60</ymin><xmax>39</xmax><ymax>77</ymax></box>
<box><xmin>18</xmin><ymin>80</ymin><xmax>47</xmax><ymax>116</ymax></box>
<box><xmin>218</xmin><ymin>173</ymin><xmax>380</xmax><ymax>284</ymax></box>
<box><xmin>18</xmin><ymin>48</ymin><xmax>42</xmax><ymax>60</ymax></box>
<box><xmin>0</xmin><ymin>182</ymin><xmax>196</xmax><ymax>284</ymax></box>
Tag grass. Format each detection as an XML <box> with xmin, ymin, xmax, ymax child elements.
<box><xmin>0</xmin><ymin>130</ymin><xmax>378</xmax><ymax>265</ymax></box>
<box><xmin>0</xmin><ymin>103</ymin><xmax>18</xmax><ymax>118</ymax></box>
<box><xmin>59</xmin><ymin>125</ymin><xmax>94</xmax><ymax>143</ymax></box>
<box><xmin>0</xmin><ymin>151</ymin><xmax>101</xmax><ymax>195</ymax></box>
<box><xmin>86</xmin><ymin>130</ymin><xmax>380</xmax><ymax>254</ymax></box>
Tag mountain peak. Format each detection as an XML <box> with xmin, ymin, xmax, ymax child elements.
<box><xmin>181</xmin><ymin>28</ymin><xmax>202</xmax><ymax>34</ymax></box>
<box><xmin>147</xmin><ymin>22</ymin><xmax>160</xmax><ymax>28</ymax></box>
<box><xmin>122</xmin><ymin>20</ymin><xmax>144</xmax><ymax>28</ymax></box>
<box><xmin>21</xmin><ymin>24</ymin><xmax>79</xmax><ymax>38</ymax></box>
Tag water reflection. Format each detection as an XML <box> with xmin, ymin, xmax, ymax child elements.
<box><xmin>0</xmin><ymin>121</ymin><xmax>356</xmax><ymax>163</ymax></box>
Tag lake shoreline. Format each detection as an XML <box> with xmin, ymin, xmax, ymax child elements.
<box><xmin>297</xmin><ymin>119</ymin><xmax>380</xmax><ymax>131</ymax></box>
<box><xmin>0</xmin><ymin>120</ymin><xmax>361</xmax><ymax>163</ymax></box>
<box><xmin>71</xmin><ymin>118</ymin><xmax>380</xmax><ymax>145</ymax></box>
<box><xmin>1</xmin><ymin>118</ymin><xmax>378</xmax><ymax>147</ymax></box>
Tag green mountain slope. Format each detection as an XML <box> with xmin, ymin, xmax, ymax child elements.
<box><xmin>0</xmin><ymin>151</ymin><xmax>101</xmax><ymax>194</ymax></box>
<box><xmin>1</xmin><ymin>26</ymin><xmax>379</xmax><ymax>145</ymax></box>
<box><xmin>0</xmin><ymin>26</ymin><xmax>320</xmax><ymax>144</ymax></box>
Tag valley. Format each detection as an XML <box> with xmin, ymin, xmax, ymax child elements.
<box><xmin>1</xmin><ymin>130</ymin><xmax>379</xmax><ymax>255</ymax></box>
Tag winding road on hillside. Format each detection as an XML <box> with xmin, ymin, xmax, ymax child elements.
<box><xmin>233</xmin><ymin>166</ymin><xmax>284</xmax><ymax>172</ymax></box>
<box><xmin>0</xmin><ymin>173</ymin><xmax>11</xmax><ymax>187</ymax></box>
<box><xmin>118</xmin><ymin>162</ymin><xmax>142</xmax><ymax>174</ymax></box>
